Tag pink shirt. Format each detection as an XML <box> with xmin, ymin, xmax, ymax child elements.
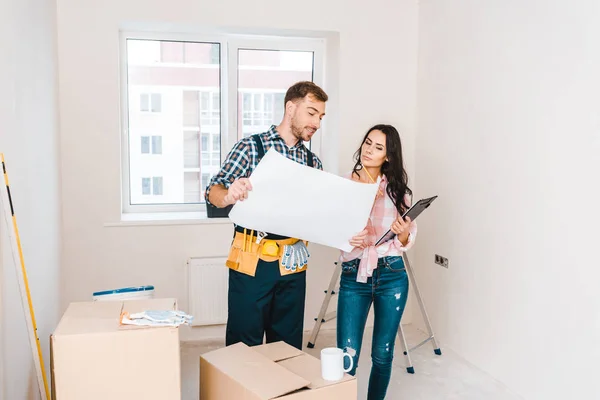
<box><xmin>339</xmin><ymin>173</ymin><xmax>417</xmax><ymax>283</ymax></box>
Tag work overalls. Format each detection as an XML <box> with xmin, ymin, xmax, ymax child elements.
<box><xmin>225</xmin><ymin>134</ymin><xmax>314</xmax><ymax>350</ymax></box>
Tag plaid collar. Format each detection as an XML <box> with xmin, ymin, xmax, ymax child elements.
<box><xmin>266</xmin><ymin>125</ymin><xmax>304</xmax><ymax>149</ymax></box>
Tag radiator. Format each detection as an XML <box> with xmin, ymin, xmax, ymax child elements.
<box><xmin>187</xmin><ymin>256</ymin><xmax>229</xmax><ymax>326</ymax></box>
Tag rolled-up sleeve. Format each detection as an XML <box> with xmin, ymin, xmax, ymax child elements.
<box><xmin>204</xmin><ymin>140</ymin><xmax>251</xmax><ymax>206</ymax></box>
<box><xmin>394</xmin><ymin>220</ymin><xmax>418</xmax><ymax>251</ymax></box>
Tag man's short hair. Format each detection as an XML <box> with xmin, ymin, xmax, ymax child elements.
<box><xmin>284</xmin><ymin>81</ymin><xmax>328</xmax><ymax>106</ymax></box>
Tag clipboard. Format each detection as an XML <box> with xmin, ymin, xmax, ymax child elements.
<box><xmin>374</xmin><ymin>195</ymin><xmax>438</xmax><ymax>246</ymax></box>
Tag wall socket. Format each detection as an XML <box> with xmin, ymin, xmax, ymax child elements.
<box><xmin>435</xmin><ymin>254</ymin><xmax>449</xmax><ymax>268</ymax></box>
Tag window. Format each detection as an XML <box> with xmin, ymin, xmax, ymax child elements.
<box><xmin>121</xmin><ymin>32</ymin><xmax>324</xmax><ymax>213</ymax></box>
<box><xmin>209</xmin><ymin>44</ymin><xmax>220</xmax><ymax>65</ymax></box>
<box><xmin>152</xmin><ymin>177</ymin><xmax>163</xmax><ymax>195</ymax></box>
<box><xmin>240</xmin><ymin>92</ymin><xmax>286</xmax><ymax>138</ymax></box>
<box><xmin>141</xmin><ymin>136</ymin><xmax>150</xmax><ymax>154</ymax></box>
<box><xmin>238</xmin><ymin>49</ymin><xmax>313</xmax><ymax>139</ymax></box>
<box><xmin>200</xmin><ymin>92</ymin><xmax>220</xmax><ymax>126</ymax></box>
<box><xmin>140</xmin><ymin>93</ymin><xmax>162</xmax><ymax>112</ymax></box>
<box><xmin>141</xmin><ymin>177</ymin><xmax>163</xmax><ymax>196</ymax></box>
<box><xmin>160</xmin><ymin>41</ymin><xmax>220</xmax><ymax>66</ymax></box>
<box><xmin>142</xmin><ymin>177</ymin><xmax>151</xmax><ymax>195</ymax></box>
<box><xmin>151</xmin><ymin>136</ymin><xmax>162</xmax><ymax>154</ymax></box>
<box><xmin>141</xmin><ymin>135</ymin><xmax>162</xmax><ymax>154</ymax></box>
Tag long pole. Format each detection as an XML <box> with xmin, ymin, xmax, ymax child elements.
<box><xmin>0</xmin><ymin>154</ymin><xmax>50</xmax><ymax>400</ymax></box>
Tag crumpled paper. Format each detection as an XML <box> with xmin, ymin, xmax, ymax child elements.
<box><xmin>120</xmin><ymin>310</ymin><xmax>193</xmax><ymax>327</ymax></box>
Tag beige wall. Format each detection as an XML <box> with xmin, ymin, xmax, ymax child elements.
<box><xmin>55</xmin><ymin>0</ymin><xmax>420</xmax><ymax>336</ymax></box>
<box><xmin>0</xmin><ymin>0</ymin><xmax>61</xmax><ymax>398</ymax></box>
<box><xmin>414</xmin><ymin>1</ymin><xmax>600</xmax><ymax>398</ymax></box>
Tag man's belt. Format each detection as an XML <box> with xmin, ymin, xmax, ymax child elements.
<box><xmin>233</xmin><ymin>225</ymin><xmax>290</xmax><ymax>241</ymax></box>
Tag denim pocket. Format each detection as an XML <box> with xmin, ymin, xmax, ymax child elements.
<box><xmin>384</xmin><ymin>256</ymin><xmax>405</xmax><ymax>272</ymax></box>
<box><xmin>341</xmin><ymin>260</ymin><xmax>358</xmax><ymax>274</ymax></box>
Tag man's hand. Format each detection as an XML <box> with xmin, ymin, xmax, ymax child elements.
<box><xmin>223</xmin><ymin>178</ymin><xmax>253</xmax><ymax>206</ymax></box>
<box><xmin>349</xmin><ymin>228</ymin><xmax>369</xmax><ymax>249</ymax></box>
<box><xmin>391</xmin><ymin>216</ymin><xmax>411</xmax><ymax>245</ymax></box>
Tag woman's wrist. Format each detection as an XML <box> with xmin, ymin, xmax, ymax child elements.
<box><xmin>399</xmin><ymin>232</ymin><xmax>410</xmax><ymax>246</ymax></box>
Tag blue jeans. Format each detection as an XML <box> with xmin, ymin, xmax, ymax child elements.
<box><xmin>337</xmin><ymin>256</ymin><xmax>409</xmax><ymax>400</ymax></box>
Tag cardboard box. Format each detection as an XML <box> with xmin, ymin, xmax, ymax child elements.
<box><xmin>200</xmin><ymin>341</ymin><xmax>357</xmax><ymax>399</ymax></box>
<box><xmin>50</xmin><ymin>298</ymin><xmax>181</xmax><ymax>400</ymax></box>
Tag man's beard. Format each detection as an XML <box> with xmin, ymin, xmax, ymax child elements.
<box><xmin>291</xmin><ymin>118</ymin><xmax>308</xmax><ymax>142</ymax></box>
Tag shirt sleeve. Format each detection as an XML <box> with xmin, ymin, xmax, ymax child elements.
<box><xmin>394</xmin><ymin>221</ymin><xmax>418</xmax><ymax>251</ymax></box>
<box><xmin>204</xmin><ymin>139</ymin><xmax>252</xmax><ymax>206</ymax></box>
<box><xmin>312</xmin><ymin>154</ymin><xmax>324</xmax><ymax>171</ymax></box>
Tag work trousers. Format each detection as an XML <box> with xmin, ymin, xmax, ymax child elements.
<box><xmin>226</xmin><ymin>258</ymin><xmax>307</xmax><ymax>350</ymax></box>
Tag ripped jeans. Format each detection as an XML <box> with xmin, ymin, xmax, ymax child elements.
<box><xmin>337</xmin><ymin>256</ymin><xmax>409</xmax><ymax>400</ymax></box>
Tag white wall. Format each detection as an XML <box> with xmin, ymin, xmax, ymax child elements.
<box><xmin>415</xmin><ymin>1</ymin><xmax>600</xmax><ymax>398</ymax></box>
<box><xmin>55</xmin><ymin>0</ymin><xmax>419</xmax><ymax>337</ymax></box>
<box><xmin>0</xmin><ymin>0</ymin><xmax>61</xmax><ymax>398</ymax></box>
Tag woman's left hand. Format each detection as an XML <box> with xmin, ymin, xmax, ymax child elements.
<box><xmin>349</xmin><ymin>228</ymin><xmax>369</xmax><ymax>249</ymax></box>
<box><xmin>390</xmin><ymin>216</ymin><xmax>411</xmax><ymax>245</ymax></box>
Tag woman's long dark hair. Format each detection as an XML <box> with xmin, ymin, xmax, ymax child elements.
<box><xmin>352</xmin><ymin>124</ymin><xmax>412</xmax><ymax>213</ymax></box>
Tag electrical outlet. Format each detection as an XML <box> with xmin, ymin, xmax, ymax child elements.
<box><xmin>435</xmin><ymin>254</ymin><xmax>449</xmax><ymax>268</ymax></box>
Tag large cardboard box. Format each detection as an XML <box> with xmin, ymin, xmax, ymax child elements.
<box><xmin>50</xmin><ymin>298</ymin><xmax>181</xmax><ymax>400</ymax></box>
<box><xmin>200</xmin><ymin>341</ymin><xmax>357</xmax><ymax>399</ymax></box>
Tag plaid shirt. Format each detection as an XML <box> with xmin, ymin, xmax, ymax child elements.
<box><xmin>205</xmin><ymin>125</ymin><xmax>323</xmax><ymax>205</ymax></box>
<box><xmin>339</xmin><ymin>173</ymin><xmax>418</xmax><ymax>283</ymax></box>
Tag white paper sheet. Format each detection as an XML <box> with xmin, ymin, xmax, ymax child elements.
<box><xmin>228</xmin><ymin>148</ymin><xmax>378</xmax><ymax>252</ymax></box>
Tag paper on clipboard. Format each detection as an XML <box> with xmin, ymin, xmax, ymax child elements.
<box><xmin>228</xmin><ymin>148</ymin><xmax>378</xmax><ymax>252</ymax></box>
<box><xmin>374</xmin><ymin>195</ymin><xmax>438</xmax><ymax>246</ymax></box>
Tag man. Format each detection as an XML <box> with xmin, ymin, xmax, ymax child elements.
<box><xmin>205</xmin><ymin>81</ymin><xmax>328</xmax><ymax>350</ymax></box>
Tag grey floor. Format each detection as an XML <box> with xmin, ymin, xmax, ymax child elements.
<box><xmin>181</xmin><ymin>324</ymin><xmax>521</xmax><ymax>400</ymax></box>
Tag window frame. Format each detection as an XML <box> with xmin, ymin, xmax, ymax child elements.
<box><xmin>120</xmin><ymin>30</ymin><xmax>325</xmax><ymax>214</ymax></box>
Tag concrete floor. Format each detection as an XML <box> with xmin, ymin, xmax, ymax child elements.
<box><xmin>181</xmin><ymin>324</ymin><xmax>522</xmax><ymax>399</ymax></box>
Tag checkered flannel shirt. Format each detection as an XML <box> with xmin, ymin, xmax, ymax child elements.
<box><xmin>204</xmin><ymin>125</ymin><xmax>323</xmax><ymax>206</ymax></box>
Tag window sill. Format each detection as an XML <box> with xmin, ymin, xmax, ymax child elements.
<box><xmin>104</xmin><ymin>212</ymin><xmax>233</xmax><ymax>227</ymax></box>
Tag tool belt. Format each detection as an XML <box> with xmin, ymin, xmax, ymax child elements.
<box><xmin>226</xmin><ymin>226</ymin><xmax>309</xmax><ymax>277</ymax></box>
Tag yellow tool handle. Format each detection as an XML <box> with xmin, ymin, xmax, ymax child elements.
<box><xmin>0</xmin><ymin>154</ymin><xmax>50</xmax><ymax>400</ymax></box>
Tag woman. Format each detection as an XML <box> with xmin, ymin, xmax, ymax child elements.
<box><xmin>338</xmin><ymin>124</ymin><xmax>417</xmax><ymax>400</ymax></box>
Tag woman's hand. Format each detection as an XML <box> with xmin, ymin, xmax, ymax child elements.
<box><xmin>391</xmin><ymin>216</ymin><xmax>411</xmax><ymax>245</ymax></box>
<box><xmin>349</xmin><ymin>228</ymin><xmax>369</xmax><ymax>249</ymax></box>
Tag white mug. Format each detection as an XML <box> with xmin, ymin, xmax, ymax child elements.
<box><xmin>320</xmin><ymin>347</ymin><xmax>353</xmax><ymax>381</ymax></box>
